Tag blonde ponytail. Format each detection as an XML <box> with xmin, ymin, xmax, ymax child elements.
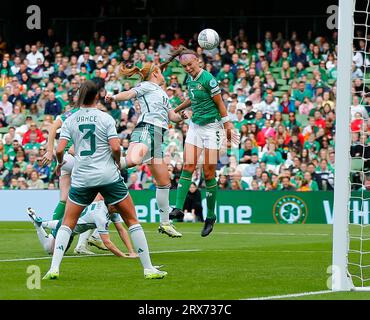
<box><xmin>119</xmin><ymin>62</ymin><xmax>157</xmax><ymax>81</ymax></box>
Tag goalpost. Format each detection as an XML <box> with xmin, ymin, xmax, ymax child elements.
<box><xmin>332</xmin><ymin>0</ymin><xmax>370</xmax><ymax>291</ymax></box>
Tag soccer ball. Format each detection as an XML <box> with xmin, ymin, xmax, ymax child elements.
<box><xmin>183</xmin><ymin>211</ymin><xmax>195</xmax><ymax>223</ymax></box>
<box><xmin>198</xmin><ymin>29</ymin><xmax>220</xmax><ymax>50</ymax></box>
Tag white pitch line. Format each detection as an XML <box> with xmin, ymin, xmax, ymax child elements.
<box><xmin>1</xmin><ymin>229</ymin><xmax>330</xmax><ymax>237</ymax></box>
<box><xmin>0</xmin><ymin>249</ymin><xmax>201</xmax><ymax>263</ymax></box>
<box><xmin>0</xmin><ymin>253</ymin><xmax>112</xmax><ymax>262</ymax></box>
<box><xmin>245</xmin><ymin>290</ymin><xmax>333</xmax><ymax>300</ymax></box>
<box><xmin>0</xmin><ymin>248</ymin><xmax>331</xmax><ymax>263</ymax></box>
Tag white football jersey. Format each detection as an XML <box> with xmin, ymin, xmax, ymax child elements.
<box><xmin>133</xmin><ymin>81</ymin><xmax>171</xmax><ymax>129</ymax></box>
<box><xmin>74</xmin><ymin>200</ymin><xmax>121</xmax><ymax>235</ymax></box>
<box><xmin>59</xmin><ymin>107</ymin><xmax>121</xmax><ymax>188</ymax></box>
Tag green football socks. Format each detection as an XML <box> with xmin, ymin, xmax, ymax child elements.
<box><xmin>205</xmin><ymin>178</ymin><xmax>217</xmax><ymax>220</ymax></box>
<box><xmin>175</xmin><ymin>170</ymin><xmax>193</xmax><ymax>210</ymax></box>
<box><xmin>52</xmin><ymin>201</ymin><xmax>66</xmax><ymax>220</ymax></box>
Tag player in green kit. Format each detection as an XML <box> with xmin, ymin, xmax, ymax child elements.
<box><xmin>43</xmin><ymin>81</ymin><xmax>166</xmax><ymax>280</ymax></box>
<box><xmin>163</xmin><ymin>46</ymin><xmax>240</xmax><ymax>237</ymax></box>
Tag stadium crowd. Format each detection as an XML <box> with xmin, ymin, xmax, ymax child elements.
<box><xmin>0</xmin><ymin>27</ymin><xmax>368</xmax><ymax>191</ymax></box>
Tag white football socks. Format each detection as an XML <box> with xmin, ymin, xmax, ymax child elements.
<box><xmin>157</xmin><ymin>185</ymin><xmax>171</xmax><ymax>224</ymax></box>
<box><xmin>33</xmin><ymin>223</ymin><xmax>54</xmax><ymax>254</ymax></box>
<box><xmin>42</xmin><ymin>220</ymin><xmax>59</xmax><ymax>230</ymax></box>
<box><xmin>91</xmin><ymin>228</ymin><xmax>100</xmax><ymax>240</ymax></box>
<box><xmin>49</xmin><ymin>225</ymin><xmax>72</xmax><ymax>272</ymax></box>
<box><xmin>76</xmin><ymin>229</ymin><xmax>93</xmax><ymax>249</ymax></box>
<box><xmin>128</xmin><ymin>224</ymin><xmax>154</xmax><ymax>270</ymax></box>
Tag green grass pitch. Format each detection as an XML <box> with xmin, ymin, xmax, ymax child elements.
<box><xmin>1</xmin><ymin>221</ymin><xmax>370</xmax><ymax>300</ymax></box>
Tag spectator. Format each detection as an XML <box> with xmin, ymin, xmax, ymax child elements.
<box><xmin>170</xmin><ymin>32</ymin><xmax>186</xmax><ymax>49</ymax></box>
<box><xmin>261</xmin><ymin>119</ymin><xmax>276</xmax><ymax>140</ymax></box>
<box><xmin>279</xmin><ymin>93</ymin><xmax>295</xmax><ymax>114</ymax></box>
<box><xmin>6</xmin><ymin>104</ymin><xmax>25</xmax><ymax>127</ymax></box>
<box><xmin>233</xmin><ymin>108</ymin><xmax>248</xmax><ymax>131</ymax></box>
<box><xmin>351</xmin><ymin>95</ymin><xmax>369</xmax><ymax>120</ymax></box>
<box><xmin>284</xmin><ymin>112</ymin><xmax>302</xmax><ymax>131</ymax></box>
<box><xmin>216</xmin><ymin>64</ymin><xmax>235</xmax><ymax>84</ymax></box>
<box><xmin>256</xmin><ymin>93</ymin><xmax>278</xmax><ymax>117</ymax></box>
<box><xmin>4</xmin><ymin>163</ymin><xmax>22</xmax><ymax>186</ymax></box>
<box><xmin>24</xmin><ymin>132</ymin><xmax>41</xmax><ymax>155</ymax></box>
<box><xmin>0</xmin><ymin>107</ymin><xmax>7</xmax><ymax>127</ymax></box>
<box><xmin>123</xmin><ymin>29</ymin><xmax>137</xmax><ymax>49</ymax></box>
<box><xmin>314</xmin><ymin>110</ymin><xmax>326</xmax><ymax>129</ymax></box>
<box><xmin>183</xmin><ymin>182</ymin><xmax>203</xmax><ymax>222</ymax></box>
<box><xmin>243</xmin><ymin>154</ymin><xmax>260</xmax><ymax>177</ymax></box>
<box><xmin>299</xmin><ymin>97</ymin><xmax>314</xmax><ymax>116</ymax></box>
<box><xmin>26</xmin><ymin>45</ymin><xmax>44</xmax><ymax>70</ymax></box>
<box><xmin>0</xmin><ymin>94</ymin><xmax>13</xmax><ymax>117</ymax></box>
<box><xmin>314</xmin><ymin>159</ymin><xmax>334</xmax><ymax>190</ymax></box>
<box><xmin>44</xmin><ymin>92</ymin><xmax>62</xmax><ymax>118</ymax></box>
<box><xmin>157</xmin><ymin>34</ymin><xmax>173</xmax><ymax>60</ymax></box>
<box><xmin>292</xmin><ymin>81</ymin><xmax>313</xmax><ymax>108</ymax></box>
<box><xmin>303</xmin><ymin>171</ymin><xmax>319</xmax><ymax>191</ymax></box>
<box><xmin>78</xmin><ymin>48</ymin><xmax>96</xmax><ymax>72</ymax></box>
<box><xmin>27</xmin><ymin>170</ymin><xmax>44</xmax><ymax>189</ymax></box>
<box><xmin>33</xmin><ymin>157</ymin><xmax>50</xmax><ymax>183</ymax></box>
<box><xmin>8</xmin><ymin>86</ymin><xmax>23</xmax><ymax>106</ymax></box>
<box><xmin>218</xmin><ymin>174</ymin><xmax>230</xmax><ymax>190</ymax></box>
<box><xmin>261</xmin><ymin>141</ymin><xmax>283</xmax><ymax>166</ymax></box>
<box><xmin>22</xmin><ymin>122</ymin><xmax>45</xmax><ymax>145</ymax></box>
<box><xmin>291</xmin><ymin>45</ymin><xmax>307</xmax><ymax>67</ymax></box>
<box><xmin>105</xmin><ymin>72</ymin><xmax>123</xmax><ymax>94</ymax></box>
<box><xmin>3</xmin><ymin>126</ymin><xmax>22</xmax><ymax>144</ymax></box>
<box><xmin>239</xmin><ymin>139</ymin><xmax>259</xmax><ymax>164</ymax></box>
<box><xmin>68</xmin><ymin>79</ymin><xmax>79</xmax><ymax>104</ymax></box>
<box><xmin>128</xmin><ymin>172</ymin><xmax>143</xmax><ymax>190</ymax></box>
<box><xmin>279</xmin><ymin>176</ymin><xmax>296</xmax><ymax>191</ymax></box>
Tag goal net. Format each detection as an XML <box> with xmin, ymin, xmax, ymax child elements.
<box><xmin>333</xmin><ymin>0</ymin><xmax>370</xmax><ymax>291</ymax></box>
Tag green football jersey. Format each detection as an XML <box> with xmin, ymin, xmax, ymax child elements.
<box><xmin>60</xmin><ymin>107</ymin><xmax>80</xmax><ymax>122</ymax></box>
<box><xmin>59</xmin><ymin>108</ymin><xmax>80</xmax><ymax>152</ymax></box>
<box><xmin>186</xmin><ymin>69</ymin><xmax>221</xmax><ymax>126</ymax></box>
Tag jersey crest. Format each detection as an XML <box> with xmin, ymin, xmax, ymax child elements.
<box><xmin>209</xmin><ymin>79</ymin><xmax>218</xmax><ymax>88</ymax></box>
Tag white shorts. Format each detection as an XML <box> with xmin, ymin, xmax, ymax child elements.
<box><xmin>185</xmin><ymin>121</ymin><xmax>226</xmax><ymax>150</ymax></box>
<box><xmin>61</xmin><ymin>153</ymin><xmax>75</xmax><ymax>176</ymax></box>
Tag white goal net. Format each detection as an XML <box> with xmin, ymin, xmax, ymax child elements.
<box><xmin>347</xmin><ymin>0</ymin><xmax>370</xmax><ymax>289</ymax></box>
<box><xmin>333</xmin><ymin>0</ymin><xmax>370</xmax><ymax>291</ymax></box>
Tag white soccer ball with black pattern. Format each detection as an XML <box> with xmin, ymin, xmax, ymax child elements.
<box><xmin>198</xmin><ymin>29</ymin><xmax>220</xmax><ymax>50</ymax></box>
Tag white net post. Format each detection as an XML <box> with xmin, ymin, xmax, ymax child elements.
<box><xmin>332</xmin><ymin>0</ymin><xmax>355</xmax><ymax>291</ymax></box>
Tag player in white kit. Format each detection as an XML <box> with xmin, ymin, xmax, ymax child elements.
<box><xmin>105</xmin><ymin>62</ymin><xmax>186</xmax><ymax>238</ymax></box>
<box><xmin>27</xmin><ymin>195</ymin><xmax>138</xmax><ymax>258</ymax></box>
<box><xmin>42</xmin><ymin>107</ymin><xmax>106</xmax><ymax>254</ymax></box>
<box><xmin>43</xmin><ymin>81</ymin><xmax>166</xmax><ymax>280</ymax></box>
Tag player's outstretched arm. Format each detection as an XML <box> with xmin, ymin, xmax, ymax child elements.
<box><xmin>173</xmin><ymin>98</ymin><xmax>191</xmax><ymax>113</ymax></box>
<box><xmin>113</xmin><ymin>222</ymin><xmax>138</xmax><ymax>258</ymax></box>
<box><xmin>55</xmin><ymin>139</ymin><xmax>68</xmax><ymax>176</ymax></box>
<box><xmin>108</xmin><ymin>137</ymin><xmax>121</xmax><ymax>169</ymax></box>
<box><xmin>213</xmin><ymin>94</ymin><xmax>240</xmax><ymax>145</ymax></box>
<box><xmin>105</xmin><ymin>89</ymin><xmax>137</xmax><ymax>103</ymax></box>
<box><xmin>42</xmin><ymin>117</ymin><xmax>63</xmax><ymax>166</ymax></box>
<box><xmin>168</xmin><ymin>109</ymin><xmax>188</xmax><ymax>123</ymax></box>
<box><xmin>99</xmin><ymin>233</ymin><xmax>129</xmax><ymax>257</ymax></box>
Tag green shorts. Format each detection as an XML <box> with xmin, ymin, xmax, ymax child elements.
<box><xmin>130</xmin><ymin>122</ymin><xmax>166</xmax><ymax>163</ymax></box>
<box><xmin>68</xmin><ymin>177</ymin><xmax>129</xmax><ymax>207</ymax></box>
